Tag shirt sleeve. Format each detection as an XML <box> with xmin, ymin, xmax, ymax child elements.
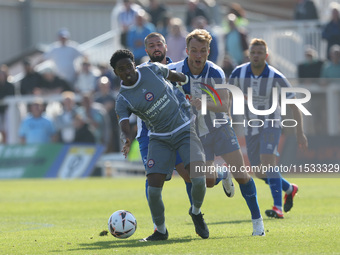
<box><xmin>115</xmin><ymin>94</ymin><xmax>132</xmax><ymax>123</ymax></box>
<box><xmin>275</xmin><ymin>74</ymin><xmax>295</xmax><ymax>99</ymax></box>
<box><xmin>151</xmin><ymin>62</ymin><xmax>169</xmax><ymax>79</ymax></box>
<box><xmin>228</xmin><ymin>68</ymin><xmax>239</xmax><ymax>87</ymax></box>
<box><xmin>18</xmin><ymin>119</ymin><xmax>27</xmax><ymax>138</ymax></box>
<box><xmin>208</xmin><ymin>66</ymin><xmax>226</xmax><ymax>90</ymax></box>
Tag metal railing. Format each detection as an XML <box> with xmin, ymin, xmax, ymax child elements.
<box><xmin>246</xmin><ymin>20</ymin><xmax>326</xmax><ymax>78</ymax></box>
<box><xmin>1</xmin><ymin>83</ymin><xmax>339</xmax><ymax>145</ymax></box>
<box><xmin>11</xmin><ymin>29</ymin><xmax>120</xmax><ymax>86</ymax></box>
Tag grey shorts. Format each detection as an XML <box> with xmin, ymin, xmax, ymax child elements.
<box><xmin>146</xmin><ymin>124</ymin><xmax>205</xmax><ymax>176</ymax></box>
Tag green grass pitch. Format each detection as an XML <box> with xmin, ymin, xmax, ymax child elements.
<box><xmin>1</xmin><ymin>176</ymin><xmax>339</xmax><ymax>254</ymax></box>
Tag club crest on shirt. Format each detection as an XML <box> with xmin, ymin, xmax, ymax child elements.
<box><xmin>147</xmin><ymin>159</ymin><xmax>155</xmax><ymax>168</ymax></box>
<box><xmin>145</xmin><ymin>92</ymin><xmax>154</xmax><ymax>101</ymax></box>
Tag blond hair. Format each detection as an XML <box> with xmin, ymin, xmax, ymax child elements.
<box><xmin>249</xmin><ymin>38</ymin><xmax>268</xmax><ymax>53</ymax></box>
<box><xmin>186</xmin><ymin>29</ymin><xmax>212</xmax><ymax>48</ymax></box>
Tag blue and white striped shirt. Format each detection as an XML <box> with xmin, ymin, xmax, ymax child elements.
<box><xmin>228</xmin><ymin>62</ymin><xmax>295</xmax><ymax>136</ymax></box>
<box><xmin>168</xmin><ymin>58</ymin><xmax>229</xmax><ymax>137</ymax></box>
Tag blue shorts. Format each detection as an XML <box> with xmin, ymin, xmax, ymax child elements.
<box><xmin>137</xmin><ymin>135</ymin><xmax>183</xmax><ymax>169</ymax></box>
<box><xmin>199</xmin><ymin>124</ymin><xmax>240</xmax><ymax>161</ymax></box>
<box><xmin>245</xmin><ymin>127</ymin><xmax>281</xmax><ymax>166</ymax></box>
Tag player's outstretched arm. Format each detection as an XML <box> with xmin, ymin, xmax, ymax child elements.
<box><xmin>167</xmin><ymin>70</ymin><xmax>188</xmax><ymax>85</ymax></box>
<box><xmin>120</xmin><ymin>119</ymin><xmax>132</xmax><ymax>158</ymax></box>
<box><xmin>289</xmin><ymin>103</ymin><xmax>308</xmax><ymax>150</ymax></box>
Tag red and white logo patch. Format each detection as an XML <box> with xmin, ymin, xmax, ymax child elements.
<box><xmin>145</xmin><ymin>92</ymin><xmax>154</xmax><ymax>101</ymax></box>
<box><xmin>147</xmin><ymin>159</ymin><xmax>155</xmax><ymax>168</ymax></box>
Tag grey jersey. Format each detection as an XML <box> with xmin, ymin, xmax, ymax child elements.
<box><xmin>116</xmin><ymin>63</ymin><xmax>191</xmax><ymax>135</ymax></box>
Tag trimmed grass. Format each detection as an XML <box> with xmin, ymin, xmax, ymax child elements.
<box><xmin>0</xmin><ymin>177</ymin><xmax>339</xmax><ymax>254</ymax></box>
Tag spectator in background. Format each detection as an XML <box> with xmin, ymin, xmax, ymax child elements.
<box><xmin>94</xmin><ymin>76</ymin><xmax>120</xmax><ymax>152</ymax></box>
<box><xmin>221</xmin><ymin>54</ymin><xmax>236</xmax><ymax>78</ymax></box>
<box><xmin>0</xmin><ymin>65</ymin><xmax>15</xmax><ymax>144</ymax></box>
<box><xmin>54</xmin><ymin>91</ymin><xmax>78</xmax><ymax>143</ymax></box>
<box><xmin>19</xmin><ymin>99</ymin><xmax>57</xmax><ymax>144</ymax></box>
<box><xmin>293</xmin><ymin>0</ymin><xmax>319</xmax><ymax>20</ymax></box>
<box><xmin>322</xmin><ymin>5</ymin><xmax>340</xmax><ymax>60</ymax></box>
<box><xmin>96</xmin><ymin>63</ymin><xmax>118</xmax><ymax>92</ymax></box>
<box><xmin>127</xmin><ymin>9</ymin><xmax>156</xmax><ymax>65</ymax></box>
<box><xmin>297</xmin><ymin>46</ymin><xmax>326</xmax><ymax>135</ymax></box>
<box><xmin>94</xmin><ymin>77</ymin><xmax>116</xmax><ymax>111</ymax></box>
<box><xmin>156</xmin><ymin>12</ymin><xmax>171</xmax><ymax>37</ymax></box>
<box><xmin>200</xmin><ymin>0</ymin><xmax>222</xmax><ymax>26</ymax></box>
<box><xmin>73</xmin><ymin>114</ymin><xmax>96</xmax><ymax>144</ymax></box>
<box><xmin>146</xmin><ymin>0</ymin><xmax>168</xmax><ymax>29</ymax></box>
<box><xmin>192</xmin><ymin>16</ymin><xmax>219</xmax><ymax>63</ymax></box>
<box><xmin>309</xmin><ymin>44</ymin><xmax>340</xmax><ymax>135</ymax></box>
<box><xmin>225</xmin><ymin>13</ymin><xmax>249</xmax><ymax>65</ymax></box>
<box><xmin>43</xmin><ymin>28</ymin><xmax>83</xmax><ymax>89</ymax></box>
<box><xmin>74</xmin><ymin>59</ymin><xmax>98</xmax><ymax>94</ymax></box>
<box><xmin>321</xmin><ymin>44</ymin><xmax>340</xmax><ymax>84</ymax></box>
<box><xmin>76</xmin><ymin>94</ymin><xmax>110</xmax><ymax>146</ymax></box>
<box><xmin>117</xmin><ymin>0</ymin><xmax>142</xmax><ymax>48</ymax></box>
<box><xmin>222</xmin><ymin>3</ymin><xmax>248</xmax><ymax>34</ymax></box>
<box><xmin>20</xmin><ymin>58</ymin><xmax>44</xmax><ymax>95</ymax></box>
<box><xmin>185</xmin><ymin>0</ymin><xmax>210</xmax><ymax>31</ymax></box>
<box><xmin>166</xmin><ymin>18</ymin><xmax>187</xmax><ymax>62</ymax></box>
<box><xmin>41</xmin><ymin>67</ymin><xmax>72</xmax><ymax>94</ymax></box>
<box><xmin>297</xmin><ymin>45</ymin><xmax>323</xmax><ymax>84</ymax></box>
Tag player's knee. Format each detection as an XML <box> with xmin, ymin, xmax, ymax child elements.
<box><xmin>206</xmin><ymin>178</ymin><xmax>215</xmax><ymax>188</ymax></box>
<box><xmin>234</xmin><ymin>172</ymin><xmax>250</xmax><ymax>184</ymax></box>
<box><xmin>147</xmin><ymin>186</ymin><xmax>162</xmax><ymax>202</ymax></box>
<box><xmin>191</xmin><ymin>176</ymin><xmax>206</xmax><ymax>188</ymax></box>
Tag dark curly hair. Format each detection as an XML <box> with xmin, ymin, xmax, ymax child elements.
<box><xmin>110</xmin><ymin>49</ymin><xmax>135</xmax><ymax>69</ymax></box>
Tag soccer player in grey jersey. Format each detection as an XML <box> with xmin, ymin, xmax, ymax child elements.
<box><xmin>110</xmin><ymin>49</ymin><xmax>209</xmax><ymax>241</ymax></box>
<box><xmin>173</xmin><ymin>29</ymin><xmax>265</xmax><ymax>236</ymax></box>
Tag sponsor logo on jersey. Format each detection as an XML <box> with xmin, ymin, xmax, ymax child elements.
<box><xmin>147</xmin><ymin>159</ymin><xmax>155</xmax><ymax>168</ymax></box>
<box><xmin>145</xmin><ymin>94</ymin><xmax>168</xmax><ymax>115</ymax></box>
<box><xmin>145</xmin><ymin>92</ymin><xmax>154</xmax><ymax>101</ymax></box>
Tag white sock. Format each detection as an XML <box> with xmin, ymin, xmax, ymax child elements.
<box><xmin>252</xmin><ymin>217</ymin><xmax>263</xmax><ymax>223</ymax></box>
<box><xmin>192</xmin><ymin>205</ymin><xmax>201</xmax><ymax>215</ymax></box>
<box><xmin>153</xmin><ymin>223</ymin><xmax>157</xmax><ymax>231</ymax></box>
<box><xmin>286</xmin><ymin>185</ymin><xmax>293</xmax><ymax>195</ymax></box>
<box><xmin>275</xmin><ymin>205</ymin><xmax>283</xmax><ymax>211</ymax></box>
<box><xmin>156</xmin><ymin>223</ymin><xmax>166</xmax><ymax>234</ymax></box>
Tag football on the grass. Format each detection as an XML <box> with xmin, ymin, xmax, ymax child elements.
<box><xmin>108</xmin><ymin>210</ymin><xmax>137</xmax><ymax>238</ymax></box>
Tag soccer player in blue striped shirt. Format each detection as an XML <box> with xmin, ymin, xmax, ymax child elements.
<box><xmin>173</xmin><ymin>29</ymin><xmax>265</xmax><ymax>236</ymax></box>
<box><xmin>228</xmin><ymin>38</ymin><xmax>308</xmax><ymax>218</ymax></box>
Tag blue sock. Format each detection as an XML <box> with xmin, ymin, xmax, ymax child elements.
<box><xmin>281</xmin><ymin>177</ymin><xmax>291</xmax><ymax>192</ymax></box>
<box><xmin>267</xmin><ymin>167</ymin><xmax>282</xmax><ymax>207</ymax></box>
<box><xmin>185</xmin><ymin>181</ymin><xmax>193</xmax><ymax>205</ymax></box>
<box><xmin>145</xmin><ymin>179</ymin><xmax>149</xmax><ymax>200</ymax></box>
<box><xmin>262</xmin><ymin>177</ymin><xmax>290</xmax><ymax>192</ymax></box>
<box><xmin>239</xmin><ymin>178</ymin><xmax>261</xmax><ymax>219</ymax></box>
